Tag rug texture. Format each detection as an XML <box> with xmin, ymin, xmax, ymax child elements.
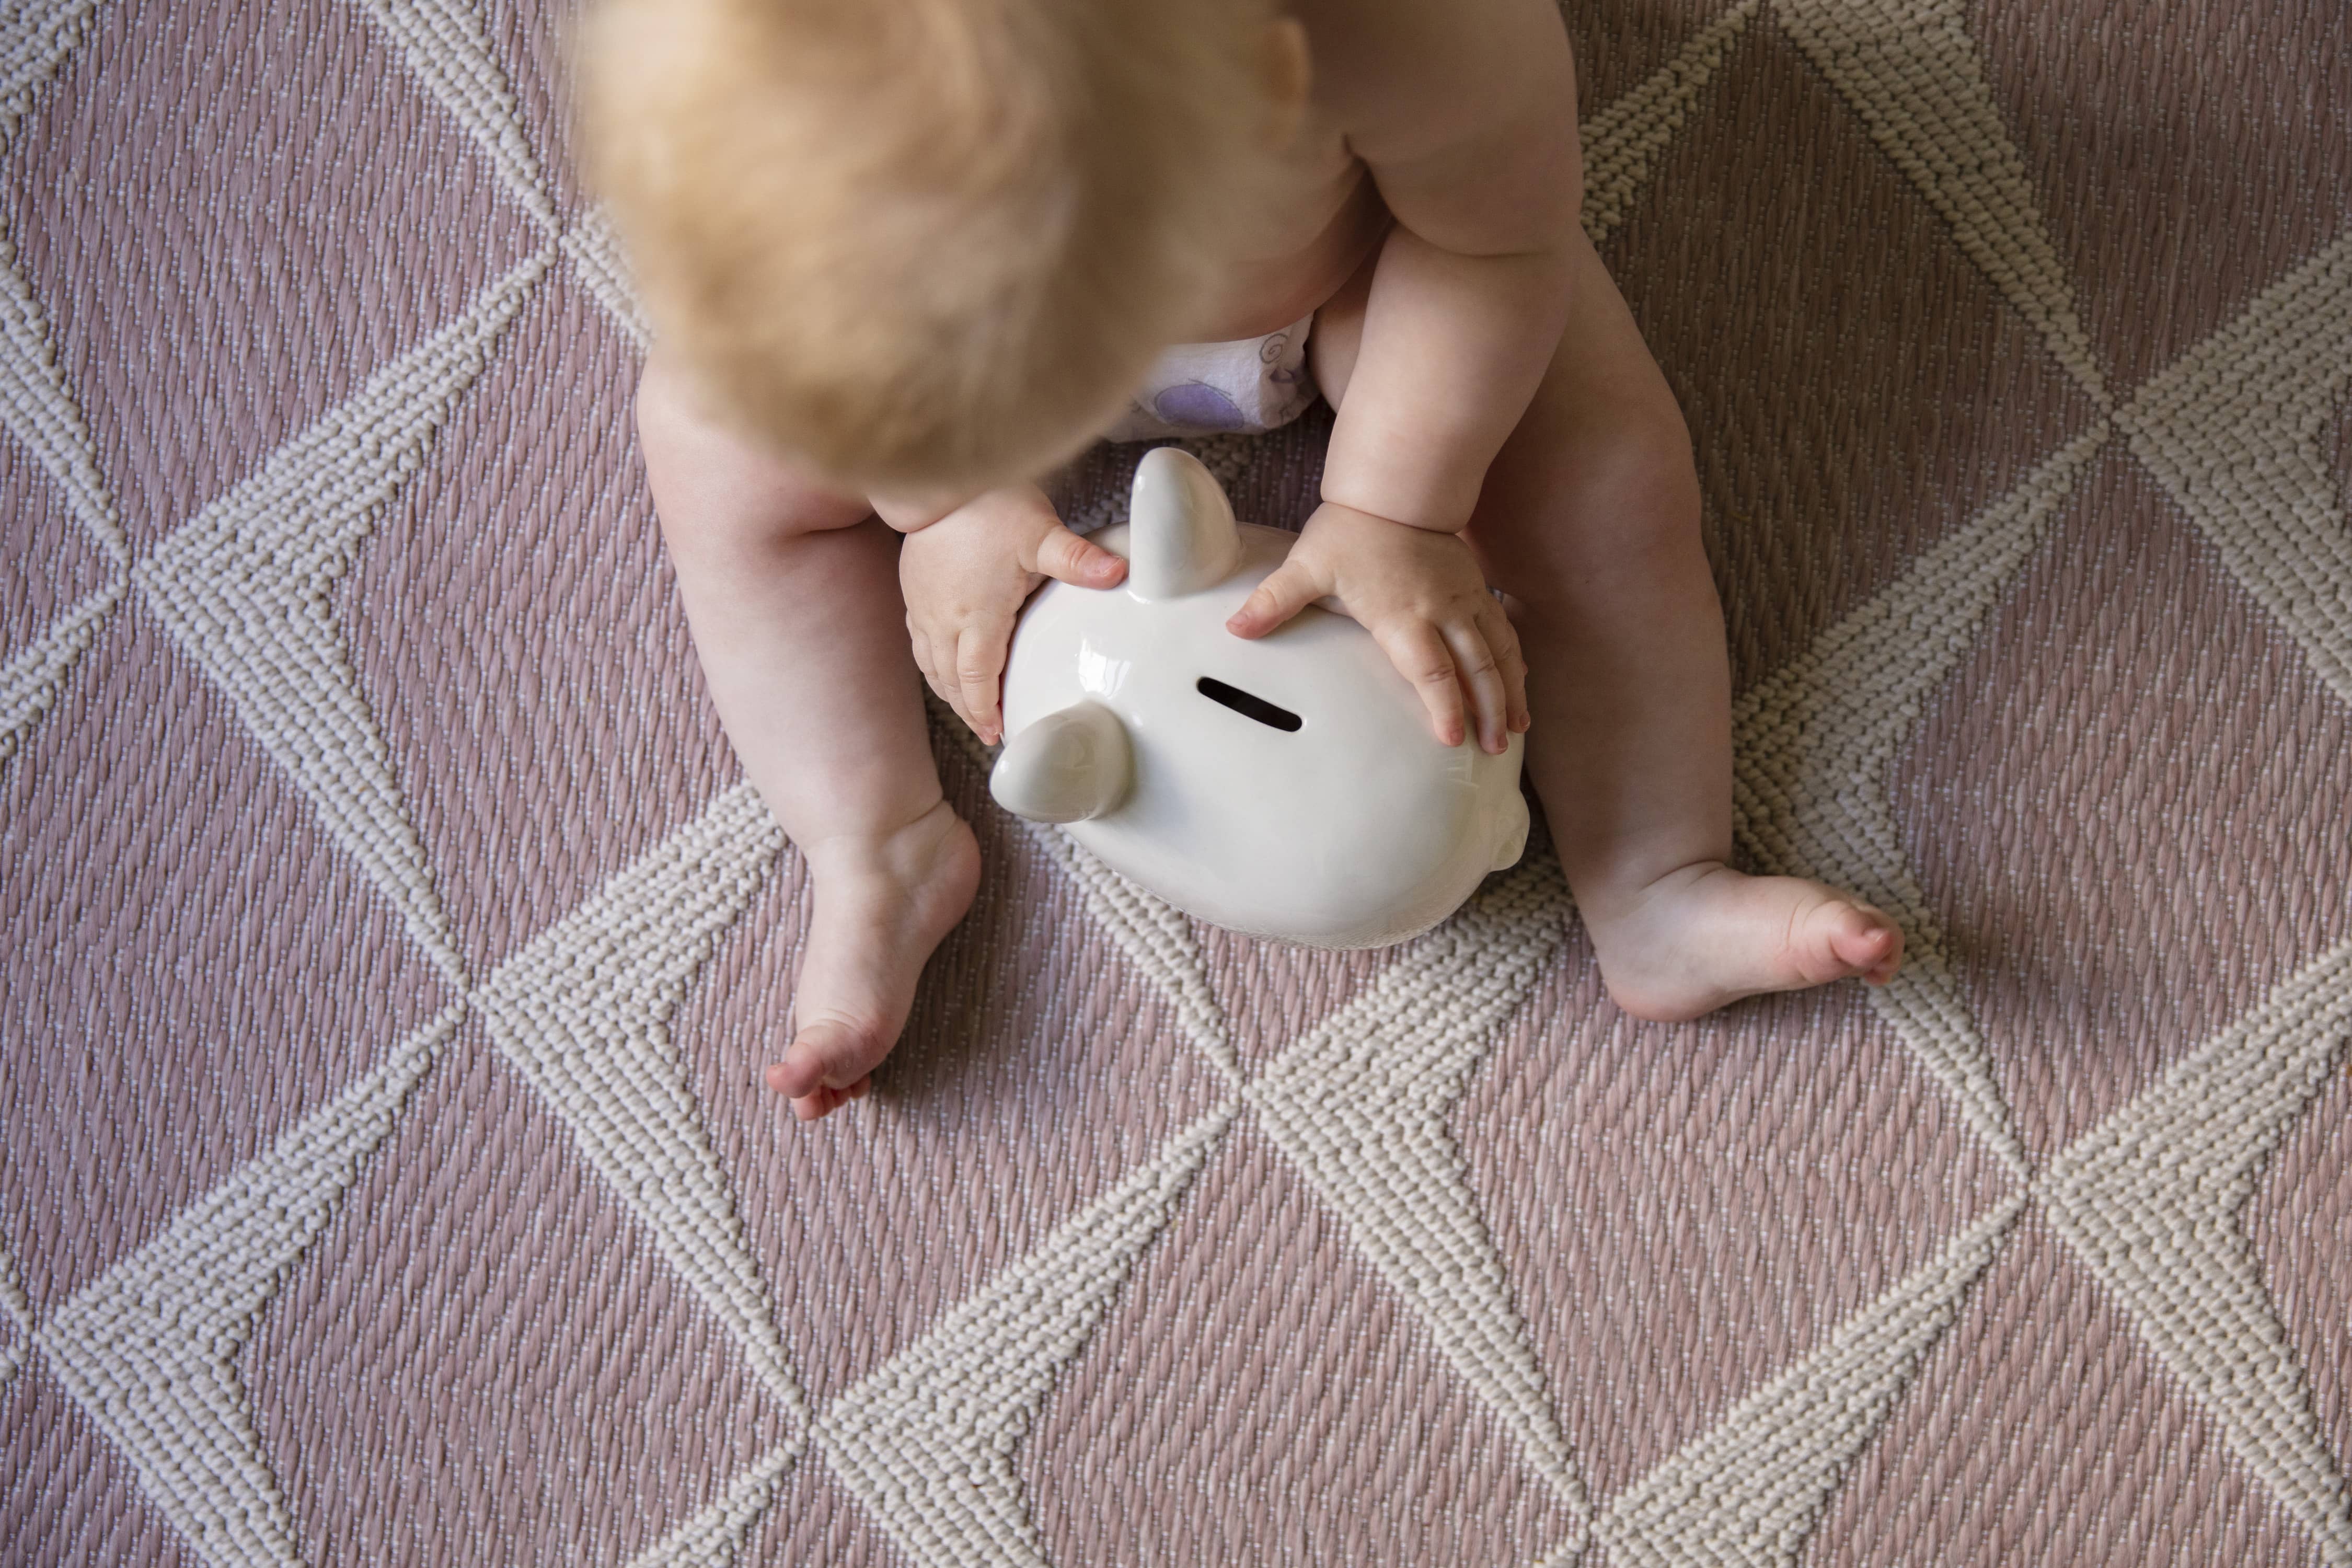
<box><xmin>3</xmin><ymin>0</ymin><xmax>2350</xmax><ymax>1563</ymax></box>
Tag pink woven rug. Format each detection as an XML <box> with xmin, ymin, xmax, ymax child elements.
<box><xmin>4</xmin><ymin>1</ymin><xmax>2350</xmax><ymax>1564</ymax></box>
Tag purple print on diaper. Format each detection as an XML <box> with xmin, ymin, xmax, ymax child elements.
<box><xmin>1152</xmin><ymin>381</ymin><xmax>1250</xmax><ymax>431</ymax></box>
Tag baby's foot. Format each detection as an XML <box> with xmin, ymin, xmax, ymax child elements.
<box><xmin>1582</xmin><ymin>861</ymin><xmax>1903</xmax><ymax>1023</ymax></box>
<box><xmin>766</xmin><ymin>800</ymin><xmax>981</xmax><ymax>1120</ymax></box>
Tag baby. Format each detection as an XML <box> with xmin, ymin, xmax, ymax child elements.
<box><xmin>583</xmin><ymin>0</ymin><xmax>1904</xmax><ymax>1121</ymax></box>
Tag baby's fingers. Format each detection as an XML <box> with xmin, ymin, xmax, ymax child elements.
<box><xmin>954</xmin><ymin>623</ymin><xmax>1009</xmax><ymax>744</ymax></box>
<box><xmin>1373</xmin><ymin>619</ymin><xmax>1467</xmax><ymax>748</ymax></box>
<box><xmin>910</xmin><ymin>629</ymin><xmax>958</xmax><ymax>719</ymax></box>
<box><xmin>1030</xmin><ymin>524</ymin><xmax>1128</xmax><ymax>589</ymax></box>
<box><xmin>1442</xmin><ymin>619</ymin><xmax>1513</xmax><ymax>755</ymax></box>
<box><xmin>916</xmin><ymin>633</ymin><xmax>977</xmax><ymax>735</ymax></box>
<box><xmin>1226</xmin><ymin>559</ymin><xmax>1321</xmax><ymax>639</ymax></box>
<box><xmin>1477</xmin><ymin>598</ymin><xmax>1531</xmax><ymax>735</ymax></box>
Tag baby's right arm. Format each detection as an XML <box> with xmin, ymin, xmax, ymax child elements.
<box><xmin>638</xmin><ymin>355</ymin><xmax>1118</xmax><ymax>759</ymax></box>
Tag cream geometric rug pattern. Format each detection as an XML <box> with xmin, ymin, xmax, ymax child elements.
<box><xmin>1</xmin><ymin>0</ymin><xmax>2347</xmax><ymax>1563</ymax></box>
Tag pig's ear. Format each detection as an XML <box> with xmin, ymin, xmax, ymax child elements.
<box><xmin>989</xmin><ymin>702</ymin><xmax>1134</xmax><ymax>823</ymax></box>
<box><xmin>1127</xmin><ymin>446</ymin><xmax>1240</xmax><ymax>600</ymax></box>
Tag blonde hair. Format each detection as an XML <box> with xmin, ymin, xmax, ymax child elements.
<box><xmin>581</xmin><ymin>0</ymin><xmax>1281</xmax><ymax>492</ymax></box>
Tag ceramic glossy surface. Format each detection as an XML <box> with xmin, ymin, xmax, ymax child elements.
<box><xmin>993</xmin><ymin>448</ymin><xmax>1527</xmax><ymax>949</ymax></box>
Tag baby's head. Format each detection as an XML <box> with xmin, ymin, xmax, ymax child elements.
<box><xmin>583</xmin><ymin>0</ymin><xmax>1299</xmax><ymax>494</ymax></box>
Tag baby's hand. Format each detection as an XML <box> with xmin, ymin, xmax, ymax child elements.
<box><xmin>897</xmin><ymin>485</ymin><xmax>1125</xmax><ymax>744</ymax></box>
<box><xmin>1226</xmin><ymin>502</ymin><xmax>1529</xmax><ymax>753</ymax></box>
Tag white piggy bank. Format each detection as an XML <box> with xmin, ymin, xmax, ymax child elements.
<box><xmin>990</xmin><ymin>447</ymin><xmax>1528</xmax><ymax>948</ymax></box>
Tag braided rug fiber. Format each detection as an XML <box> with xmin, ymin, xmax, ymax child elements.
<box><xmin>3</xmin><ymin>0</ymin><xmax>2349</xmax><ymax>1563</ymax></box>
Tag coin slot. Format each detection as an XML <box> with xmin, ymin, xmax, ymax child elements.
<box><xmin>1196</xmin><ymin>676</ymin><xmax>1301</xmax><ymax>732</ymax></box>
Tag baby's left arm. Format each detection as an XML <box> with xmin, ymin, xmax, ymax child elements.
<box><xmin>1229</xmin><ymin>0</ymin><xmax>1582</xmax><ymax>752</ymax></box>
<box><xmin>1313</xmin><ymin>0</ymin><xmax>1583</xmax><ymax>531</ymax></box>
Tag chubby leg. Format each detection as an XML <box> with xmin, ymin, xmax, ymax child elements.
<box><xmin>639</xmin><ymin>358</ymin><xmax>978</xmax><ymax>1116</ymax></box>
<box><xmin>1315</xmin><ymin>236</ymin><xmax>1900</xmax><ymax>1019</ymax></box>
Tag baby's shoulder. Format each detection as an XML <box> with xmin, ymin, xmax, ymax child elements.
<box><xmin>1296</xmin><ymin>0</ymin><xmax>1574</xmax><ymax>148</ymax></box>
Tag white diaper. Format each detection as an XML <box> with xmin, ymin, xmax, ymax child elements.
<box><xmin>1103</xmin><ymin>316</ymin><xmax>1318</xmax><ymax>442</ymax></box>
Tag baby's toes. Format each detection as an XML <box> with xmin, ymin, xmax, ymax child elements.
<box><xmin>799</xmin><ymin>1075</ymin><xmax>875</xmax><ymax>1121</ymax></box>
<box><xmin>1823</xmin><ymin>903</ymin><xmax>1903</xmax><ymax>982</ymax></box>
<box><xmin>767</xmin><ymin>1018</ymin><xmax>887</xmax><ymax>1105</ymax></box>
<box><xmin>790</xmin><ymin>1084</ymin><xmax>855</xmax><ymax>1122</ymax></box>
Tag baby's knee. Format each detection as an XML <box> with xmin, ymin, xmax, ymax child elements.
<box><xmin>636</xmin><ymin>357</ymin><xmax>872</xmax><ymax>555</ymax></box>
<box><xmin>1568</xmin><ymin>398</ymin><xmax>1700</xmax><ymax>534</ymax></box>
<box><xmin>1483</xmin><ymin>394</ymin><xmax>1699</xmax><ymax>577</ymax></box>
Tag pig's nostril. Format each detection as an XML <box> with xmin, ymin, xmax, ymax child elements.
<box><xmin>1196</xmin><ymin>676</ymin><xmax>1301</xmax><ymax>732</ymax></box>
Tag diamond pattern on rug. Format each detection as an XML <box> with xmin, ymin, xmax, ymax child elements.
<box><xmin>1</xmin><ymin>1365</ymin><xmax>199</xmax><ymax>1568</ymax></box>
<box><xmin>2251</xmin><ymin>1067</ymin><xmax>2352</xmax><ymax>1491</ymax></box>
<box><xmin>0</xmin><ymin>598</ymin><xmax>461</xmax><ymax>1313</ymax></box>
<box><xmin>1245</xmin><ymin>860</ymin><xmax>1586</xmax><ymax>1526</ymax></box>
<box><xmin>1466</xmin><ymin>963</ymin><xmax>2016</xmax><ymax>1507</ymax></box>
<box><xmin>1602</xmin><ymin>19</ymin><xmax>2105</xmax><ymax>689</ymax></box>
<box><xmin>245</xmin><ymin>1024</ymin><xmax>793</xmax><ymax>1567</ymax></box>
<box><xmin>813</xmin><ymin>1109</ymin><xmax>1232</xmax><ymax>1568</ymax></box>
<box><xmin>1597</xmin><ymin>1196</ymin><xmax>2024</xmax><ymax>1568</ymax></box>
<box><xmin>1024</xmin><ymin>1121</ymin><xmax>1582</xmax><ymax>1567</ymax></box>
<box><xmin>2040</xmin><ymin>941</ymin><xmax>2352</xmax><ymax>1560</ymax></box>
<box><xmin>344</xmin><ymin>262</ymin><xmax>724</xmax><ymax>980</ymax></box>
<box><xmin>5</xmin><ymin>0</ymin><xmax>2350</xmax><ymax>1562</ymax></box>
<box><xmin>7</xmin><ymin>0</ymin><xmax>543</xmax><ymax>547</ymax></box>
<box><xmin>135</xmin><ymin>253</ymin><xmax>546</xmax><ymax>986</ymax></box>
<box><xmin>1895</xmin><ymin>448</ymin><xmax>2352</xmax><ymax>1162</ymax></box>
<box><xmin>34</xmin><ymin>1008</ymin><xmax>455</xmax><ymax>1568</ymax></box>
<box><xmin>1806</xmin><ymin>1215</ymin><xmax>2330</xmax><ymax>1568</ymax></box>
<box><xmin>1970</xmin><ymin>0</ymin><xmax>2352</xmax><ymax>395</ymax></box>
